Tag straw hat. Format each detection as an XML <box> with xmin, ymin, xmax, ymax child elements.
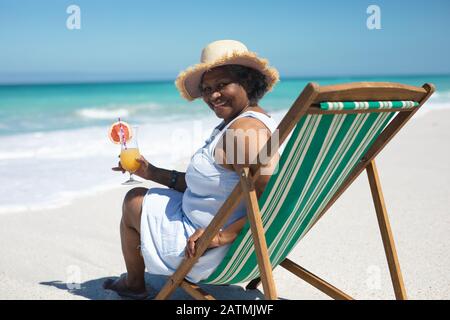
<box><xmin>175</xmin><ymin>40</ymin><xmax>279</xmax><ymax>101</ymax></box>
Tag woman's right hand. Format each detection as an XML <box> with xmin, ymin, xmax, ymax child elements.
<box><xmin>112</xmin><ymin>155</ymin><xmax>155</xmax><ymax>180</ymax></box>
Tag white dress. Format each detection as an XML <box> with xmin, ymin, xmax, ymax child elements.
<box><xmin>140</xmin><ymin>111</ymin><xmax>278</xmax><ymax>283</ymax></box>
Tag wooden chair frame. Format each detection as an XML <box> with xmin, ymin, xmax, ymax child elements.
<box><xmin>154</xmin><ymin>82</ymin><xmax>435</xmax><ymax>300</ymax></box>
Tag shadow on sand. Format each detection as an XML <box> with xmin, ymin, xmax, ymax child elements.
<box><xmin>40</xmin><ymin>273</ymin><xmax>266</xmax><ymax>300</ymax></box>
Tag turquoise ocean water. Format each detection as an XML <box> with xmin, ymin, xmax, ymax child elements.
<box><xmin>0</xmin><ymin>75</ymin><xmax>449</xmax><ymax>212</ymax></box>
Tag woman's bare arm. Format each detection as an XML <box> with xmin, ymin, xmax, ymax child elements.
<box><xmin>185</xmin><ymin>216</ymin><xmax>247</xmax><ymax>257</ymax></box>
<box><xmin>216</xmin><ymin>216</ymin><xmax>247</xmax><ymax>245</ymax></box>
<box><xmin>114</xmin><ymin>156</ymin><xmax>187</xmax><ymax>193</ymax></box>
<box><xmin>218</xmin><ymin>117</ymin><xmax>278</xmax><ymax>232</ymax></box>
<box><xmin>146</xmin><ymin>163</ymin><xmax>187</xmax><ymax>193</ymax></box>
<box><xmin>221</xmin><ymin>117</ymin><xmax>279</xmax><ymax>196</ymax></box>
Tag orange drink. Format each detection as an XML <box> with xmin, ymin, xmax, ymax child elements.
<box><xmin>120</xmin><ymin>148</ymin><xmax>141</xmax><ymax>173</ymax></box>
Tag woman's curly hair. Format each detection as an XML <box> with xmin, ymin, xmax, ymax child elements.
<box><xmin>200</xmin><ymin>64</ymin><xmax>269</xmax><ymax>104</ymax></box>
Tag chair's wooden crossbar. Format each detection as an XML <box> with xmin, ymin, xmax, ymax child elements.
<box><xmin>366</xmin><ymin>160</ymin><xmax>407</xmax><ymax>300</ymax></box>
<box><xmin>315</xmin><ymin>82</ymin><xmax>427</xmax><ymax>102</ymax></box>
<box><xmin>180</xmin><ymin>280</ymin><xmax>216</xmax><ymax>300</ymax></box>
<box><xmin>280</xmin><ymin>258</ymin><xmax>353</xmax><ymax>300</ymax></box>
<box><xmin>240</xmin><ymin>167</ymin><xmax>277</xmax><ymax>300</ymax></box>
<box><xmin>154</xmin><ymin>82</ymin><xmax>435</xmax><ymax>300</ymax></box>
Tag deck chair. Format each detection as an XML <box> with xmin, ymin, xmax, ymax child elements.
<box><xmin>154</xmin><ymin>82</ymin><xmax>435</xmax><ymax>300</ymax></box>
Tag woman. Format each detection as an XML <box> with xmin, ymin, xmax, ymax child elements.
<box><xmin>104</xmin><ymin>40</ymin><xmax>280</xmax><ymax>299</ymax></box>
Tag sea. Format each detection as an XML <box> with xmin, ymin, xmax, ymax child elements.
<box><xmin>0</xmin><ymin>75</ymin><xmax>449</xmax><ymax>213</ymax></box>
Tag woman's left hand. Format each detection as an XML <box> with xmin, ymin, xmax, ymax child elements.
<box><xmin>185</xmin><ymin>228</ymin><xmax>220</xmax><ymax>258</ymax></box>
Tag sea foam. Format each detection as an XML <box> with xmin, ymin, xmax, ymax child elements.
<box><xmin>76</xmin><ymin>102</ymin><xmax>161</xmax><ymax>120</ymax></box>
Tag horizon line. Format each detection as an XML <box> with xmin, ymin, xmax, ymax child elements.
<box><xmin>1</xmin><ymin>72</ymin><xmax>449</xmax><ymax>87</ymax></box>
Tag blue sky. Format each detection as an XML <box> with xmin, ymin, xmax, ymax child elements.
<box><xmin>0</xmin><ymin>0</ymin><xmax>449</xmax><ymax>83</ymax></box>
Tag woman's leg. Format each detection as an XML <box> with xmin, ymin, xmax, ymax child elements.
<box><xmin>104</xmin><ymin>187</ymin><xmax>148</xmax><ymax>295</ymax></box>
<box><xmin>120</xmin><ymin>187</ymin><xmax>148</xmax><ymax>290</ymax></box>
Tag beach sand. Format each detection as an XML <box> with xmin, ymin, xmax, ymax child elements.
<box><xmin>0</xmin><ymin>109</ymin><xmax>449</xmax><ymax>300</ymax></box>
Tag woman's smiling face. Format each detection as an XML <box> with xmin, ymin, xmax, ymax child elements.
<box><xmin>200</xmin><ymin>66</ymin><xmax>249</xmax><ymax>122</ymax></box>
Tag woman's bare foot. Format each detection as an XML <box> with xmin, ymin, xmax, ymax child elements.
<box><xmin>103</xmin><ymin>274</ymin><xmax>149</xmax><ymax>300</ymax></box>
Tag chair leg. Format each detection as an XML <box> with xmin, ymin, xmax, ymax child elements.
<box><xmin>240</xmin><ymin>168</ymin><xmax>278</xmax><ymax>300</ymax></box>
<box><xmin>366</xmin><ymin>160</ymin><xmax>407</xmax><ymax>300</ymax></box>
<box><xmin>280</xmin><ymin>259</ymin><xmax>353</xmax><ymax>300</ymax></box>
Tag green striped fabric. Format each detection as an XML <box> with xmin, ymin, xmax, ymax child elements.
<box><xmin>320</xmin><ymin>100</ymin><xmax>418</xmax><ymax>110</ymax></box>
<box><xmin>201</xmin><ymin>101</ymin><xmax>418</xmax><ymax>285</ymax></box>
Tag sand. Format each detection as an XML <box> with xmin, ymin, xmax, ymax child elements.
<box><xmin>0</xmin><ymin>109</ymin><xmax>449</xmax><ymax>300</ymax></box>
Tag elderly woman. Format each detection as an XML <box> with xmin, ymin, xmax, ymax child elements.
<box><xmin>105</xmin><ymin>40</ymin><xmax>280</xmax><ymax>299</ymax></box>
